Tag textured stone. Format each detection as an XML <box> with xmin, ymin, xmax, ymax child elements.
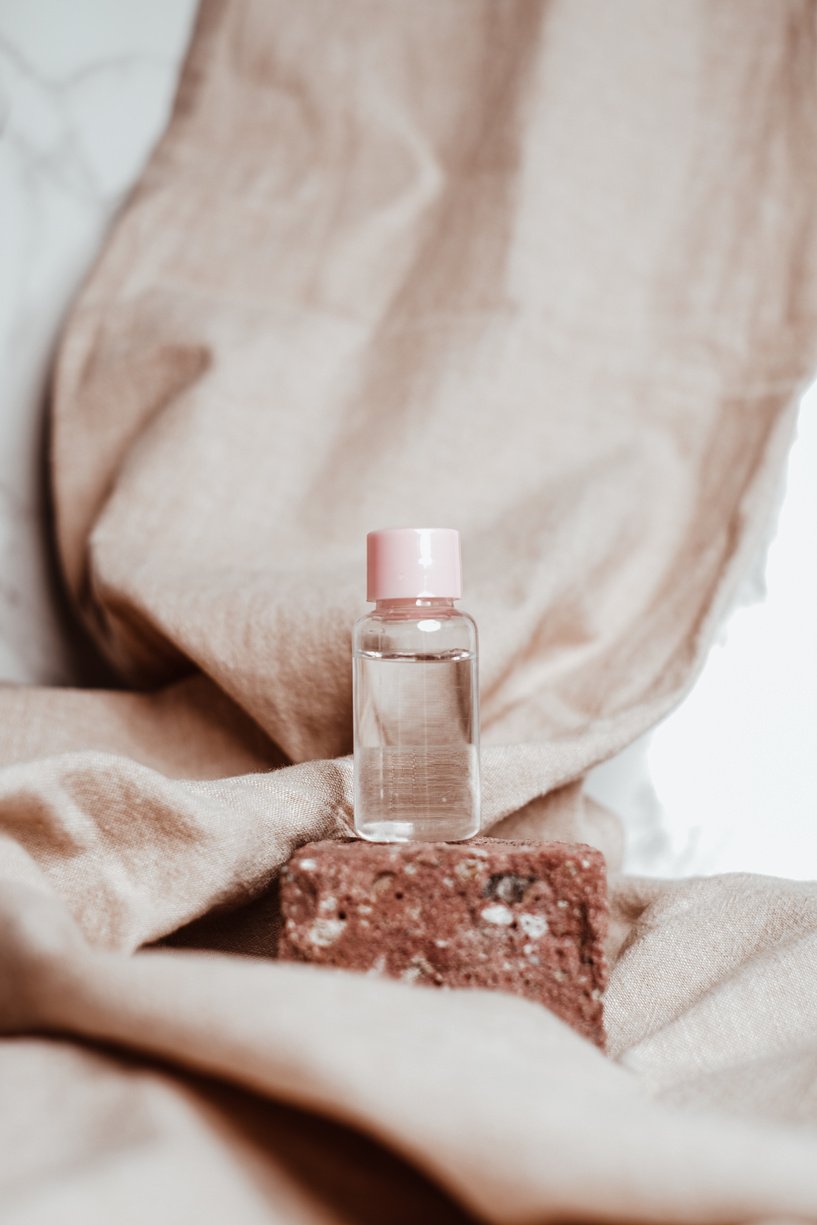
<box><xmin>278</xmin><ymin>838</ymin><xmax>608</xmax><ymax>1048</ymax></box>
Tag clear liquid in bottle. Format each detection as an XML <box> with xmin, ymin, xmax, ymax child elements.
<box><xmin>354</xmin><ymin>647</ymin><xmax>480</xmax><ymax>841</ymax></box>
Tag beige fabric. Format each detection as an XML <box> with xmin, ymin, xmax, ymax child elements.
<box><xmin>2</xmin><ymin>0</ymin><xmax>817</xmax><ymax>1220</ymax></box>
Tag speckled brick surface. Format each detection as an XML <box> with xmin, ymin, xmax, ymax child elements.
<box><xmin>277</xmin><ymin>838</ymin><xmax>608</xmax><ymax>1048</ymax></box>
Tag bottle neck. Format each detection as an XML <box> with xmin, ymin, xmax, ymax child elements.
<box><xmin>374</xmin><ymin>597</ymin><xmax>456</xmax><ymax>613</ymax></box>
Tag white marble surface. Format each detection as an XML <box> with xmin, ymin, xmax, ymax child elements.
<box><xmin>0</xmin><ymin>1</ymin><xmax>815</xmax><ymax>879</ymax></box>
<box><xmin>0</xmin><ymin>0</ymin><xmax>197</xmax><ymax>684</ymax></box>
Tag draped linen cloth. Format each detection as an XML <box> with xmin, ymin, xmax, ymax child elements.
<box><xmin>2</xmin><ymin>1</ymin><xmax>817</xmax><ymax>1221</ymax></box>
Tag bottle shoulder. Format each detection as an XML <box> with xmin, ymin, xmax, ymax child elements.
<box><xmin>353</xmin><ymin>605</ymin><xmax>476</xmax><ymax>628</ymax></box>
<box><xmin>353</xmin><ymin>605</ymin><xmax>478</xmax><ymax>656</ymax></box>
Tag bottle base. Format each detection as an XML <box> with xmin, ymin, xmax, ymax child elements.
<box><xmin>354</xmin><ymin>818</ymin><xmax>480</xmax><ymax>844</ymax></box>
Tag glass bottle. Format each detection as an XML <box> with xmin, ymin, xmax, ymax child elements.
<box><xmin>353</xmin><ymin>527</ymin><xmax>480</xmax><ymax>842</ymax></box>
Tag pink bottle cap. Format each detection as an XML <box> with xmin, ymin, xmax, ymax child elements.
<box><xmin>366</xmin><ymin>528</ymin><xmax>462</xmax><ymax>601</ymax></box>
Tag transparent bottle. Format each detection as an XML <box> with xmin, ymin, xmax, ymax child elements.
<box><xmin>353</xmin><ymin>527</ymin><xmax>480</xmax><ymax>842</ymax></box>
